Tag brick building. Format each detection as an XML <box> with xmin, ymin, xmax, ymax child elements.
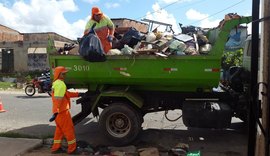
<box><xmin>0</xmin><ymin>25</ymin><xmax>75</xmax><ymax>72</ymax></box>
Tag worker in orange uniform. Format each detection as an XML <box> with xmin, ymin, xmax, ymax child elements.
<box><xmin>49</xmin><ymin>66</ymin><xmax>84</xmax><ymax>154</ymax></box>
<box><xmin>84</xmin><ymin>6</ymin><xmax>115</xmax><ymax>53</ymax></box>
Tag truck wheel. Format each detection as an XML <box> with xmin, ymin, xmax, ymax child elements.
<box><xmin>99</xmin><ymin>103</ymin><xmax>142</xmax><ymax>146</ymax></box>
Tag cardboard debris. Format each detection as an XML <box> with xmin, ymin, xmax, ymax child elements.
<box><xmin>109</xmin><ymin>145</ymin><xmax>137</xmax><ymax>156</ymax></box>
<box><xmin>68</xmin><ymin>45</ymin><xmax>79</xmax><ymax>55</ymax></box>
<box><xmin>139</xmin><ymin>147</ymin><xmax>159</xmax><ymax>156</ymax></box>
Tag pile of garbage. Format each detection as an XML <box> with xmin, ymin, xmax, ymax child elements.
<box><xmin>57</xmin><ymin>25</ymin><xmax>211</xmax><ymax>58</ymax></box>
<box><xmin>107</xmin><ymin>26</ymin><xmax>211</xmax><ymax>57</ymax></box>
<box><xmin>56</xmin><ymin>13</ymin><xmax>246</xmax><ymax>60</ymax></box>
<box><xmin>48</xmin><ymin>139</ymin><xmax>200</xmax><ymax>156</ymax></box>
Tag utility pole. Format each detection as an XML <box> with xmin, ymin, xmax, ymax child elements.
<box><xmin>256</xmin><ymin>0</ymin><xmax>270</xmax><ymax>155</ymax></box>
<box><xmin>248</xmin><ymin>0</ymin><xmax>260</xmax><ymax>155</ymax></box>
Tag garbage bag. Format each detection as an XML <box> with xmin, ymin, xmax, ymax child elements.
<box><xmin>146</xmin><ymin>32</ymin><xmax>156</xmax><ymax>42</ymax></box>
<box><xmin>225</xmin><ymin>31</ymin><xmax>241</xmax><ymax>50</ymax></box>
<box><xmin>120</xmin><ymin>27</ymin><xmax>144</xmax><ymax>48</ymax></box>
<box><xmin>169</xmin><ymin>40</ymin><xmax>186</xmax><ymax>52</ymax></box>
<box><xmin>79</xmin><ymin>24</ymin><xmax>106</xmax><ymax>62</ymax></box>
<box><xmin>199</xmin><ymin>43</ymin><xmax>212</xmax><ymax>54</ymax></box>
<box><xmin>79</xmin><ymin>33</ymin><xmax>106</xmax><ymax>62</ymax></box>
<box><xmin>121</xmin><ymin>45</ymin><xmax>133</xmax><ymax>55</ymax></box>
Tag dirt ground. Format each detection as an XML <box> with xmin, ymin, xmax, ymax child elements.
<box><xmin>23</xmin><ymin>111</ymin><xmax>248</xmax><ymax>156</ymax></box>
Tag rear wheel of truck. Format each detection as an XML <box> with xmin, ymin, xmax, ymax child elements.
<box><xmin>99</xmin><ymin>103</ymin><xmax>142</xmax><ymax>146</ymax></box>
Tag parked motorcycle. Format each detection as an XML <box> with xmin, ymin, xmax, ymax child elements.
<box><xmin>25</xmin><ymin>72</ymin><xmax>52</xmax><ymax>96</ymax></box>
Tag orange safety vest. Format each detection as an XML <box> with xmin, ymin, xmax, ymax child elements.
<box><xmin>51</xmin><ymin>80</ymin><xmax>78</xmax><ymax>113</ymax></box>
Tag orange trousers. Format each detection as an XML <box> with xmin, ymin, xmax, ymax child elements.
<box><xmin>99</xmin><ymin>36</ymin><xmax>112</xmax><ymax>53</ymax></box>
<box><xmin>51</xmin><ymin>110</ymin><xmax>76</xmax><ymax>154</ymax></box>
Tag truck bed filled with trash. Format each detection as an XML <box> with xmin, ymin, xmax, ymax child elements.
<box><xmin>54</xmin><ymin>13</ymin><xmax>248</xmax><ymax>59</ymax></box>
<box><xmin>48</xmin><ymin>14</ymin><xmax>251</xmax><ymax>92</ymax></box>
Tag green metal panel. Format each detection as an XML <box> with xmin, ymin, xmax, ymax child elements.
<box><xmin>92</xmin><ymin>90</ymin><xmax>143</xmax><ymax>108</ymax></box>
<box><xmin>50</xmin><ymin>54</ymin><xmax>220</xmax><ymax>92</ymax></box>
<box><xmin>210</xmin><ymin>16</ymin><xmax>252</xmax><ymax>57</ymax></box>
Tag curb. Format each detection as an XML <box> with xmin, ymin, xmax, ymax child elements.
<box><xmin>18</xmin><ymin>139</ymin><xmax>43</xmax><ymax>155</ymax></box>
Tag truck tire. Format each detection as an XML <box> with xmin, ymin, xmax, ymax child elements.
<box><xmin>99</xmin><ymin>103</ymin><xmax>142</xmax><ymax>146</ymax></box>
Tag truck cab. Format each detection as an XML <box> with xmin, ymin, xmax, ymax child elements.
<box><xmin>242</xmin><ymin>35</ymin><xmax>261</xmax><ymax>71</ymax></box>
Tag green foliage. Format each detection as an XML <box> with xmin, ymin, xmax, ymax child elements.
<box><xmin>0</xmin><ymin>82</ymin><xmax>16</xmax><ymax>89</ymax></box>
<box><xmin>221</xmin><ymin>49</ymin><xmax>243</xmax><ymax>70</ymax></box>
<box><xmin>0</xmin><ymin>71</ymin><xmax>45</xmax><ymax>83</ymax></box>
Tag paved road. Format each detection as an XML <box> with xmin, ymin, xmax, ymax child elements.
<box><xmin>0</xmin><ymin>91</ymin><xmax>248</xmax><ymax>155</ymax></box>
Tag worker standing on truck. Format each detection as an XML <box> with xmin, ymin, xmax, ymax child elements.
<box><xmin>49</xmin><ymin>66</ymin><xmax>84</xmax><ymax>154</ymax></box>
<box><xmin>84</xmin><ymin>6</ymin><xmax>115</xmax><ymax>53</ymax></box>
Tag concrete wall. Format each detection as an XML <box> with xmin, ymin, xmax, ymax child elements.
<box><xmin>0</xmin><ymin>25</ymin><xmax>76</xmax><ymax>72</ymax></box>
<box><xmin>23</xmin><ymin>33</ymin><xmax>74</xmax><ymax>43</ymax></box>
<box><xmin>0</xmin><ymin>41</ymin><xmax>49</xmax><ymax>72</ymax></box>
<box><xmin>28</xmin><ymin>53</ymin><xmax>48</xmax><ymax>71</ymax></box>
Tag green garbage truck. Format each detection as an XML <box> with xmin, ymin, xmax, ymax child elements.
<box><xmin>48</xmin><ymin>16</ymin><xmax>252</xmax><ymax>145</ymax></box>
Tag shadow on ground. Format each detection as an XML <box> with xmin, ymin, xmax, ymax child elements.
<box><xmin>7</xmin><ymin>118</ymin><xmax>248</xmax><ymax>155</ymax></box>
<box><xmin>16</xmin><ymin>95</ymin><xmax>51</xmax><ymax>99</ymax></box>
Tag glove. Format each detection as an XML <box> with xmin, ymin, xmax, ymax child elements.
<box><xmin>107</xmin><ymin>35</ymin><xmax>114</xmax><ymax>42</ymax></box>
<box><xmin>78</xmin><ymin>93</ymin><xmax>85</xmax><ymax>97</ymax></box>
<box><xmin>49</xmin><ymin>113</ymin><xmax>58</xmax><ymax>122</ymax></box>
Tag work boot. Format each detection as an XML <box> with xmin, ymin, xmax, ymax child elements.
<box><xmin>51</xmin><ymin>148</ymin><xmax>66</xmax><ymax>154</ymax></box>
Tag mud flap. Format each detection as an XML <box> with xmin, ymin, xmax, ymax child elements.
<box><xmin>72</xmin><ymin>95</ymin><xmax>94</xmax><ymax>125</ymax></box>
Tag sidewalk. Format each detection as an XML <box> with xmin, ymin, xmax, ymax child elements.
<box><xmin>0</xmin><ymin>137</ymin><xmax>42</xmax><ymax>156</ymax></box>
<box><xmin>0</xmin><ymin>89</ymin><xmax>24</xmax><ymax>94</ymax></box>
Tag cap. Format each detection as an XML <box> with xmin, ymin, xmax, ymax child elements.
<box><xmin>92</xmin><ymin>7</ymin><xmax>103</xmax><ymax>15</ymax></box>
<box><xmin>53</xmin><ymin>66</ymin><xmax>68</xmax><ymax>81</ymax></box>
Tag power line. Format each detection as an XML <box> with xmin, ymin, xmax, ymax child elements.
<box><xmin>135</xmin><ymin>0</ymin><xmax>207</xmax><ymax>21</ymax></box>
<box><xmin>188</xmin><ymin>0</ymin><xmax>246</xmax><ymax>25</ymax></box>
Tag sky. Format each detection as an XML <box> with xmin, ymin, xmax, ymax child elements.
<box><xmin>0</xmin><ymin>0</ymin><xmax>252</xmax><ymax>40</ymax></box>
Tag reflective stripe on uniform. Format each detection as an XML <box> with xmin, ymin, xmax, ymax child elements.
<box><xmin>53</xmin><ymin>140</ymin><xmax>61</xmax><ymax>144</ymax></box>
<box><xmin>68</xmin><ymin>139</ymin><xmax>76</xmax><ymax>145</ymax></box>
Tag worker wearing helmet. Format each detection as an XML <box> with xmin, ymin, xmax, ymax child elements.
<box><xmin>50</xmin><ymin>66</ymin><xmax>82</xmax><ymax>154</ymax></box>
<box><xmin>84</xmin><ymin>6</ymin><xmax>115</xmax><ymax>53</ymax></box>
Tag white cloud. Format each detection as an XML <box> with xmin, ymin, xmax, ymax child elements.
<box><xmin>185</xmin><ymin>9</ymin><xmax>220</xmax><ymax>28</ymax></box>
<box><xmin>145</xmin><ymin>3</ymin><xmax>181</xmax><ymax>33</ymax></box>
<box><xmin>0</xmin><ymin>0</ymin><xmax>86</xmax><ymax>39</ymax></box>
<box><xmin>105</xmin><ymin>2</ymin><xmax>120</xmax><ymax>9</ymax></box>
<box><xmin>199</xmin><ymin>19</ymin><xmax>220</xmax><ymax>28</ymax></box>
<box><xmin>186</xmin><ymin>9</ymin><xmax>208</xmax><ymax>20</ymax></box>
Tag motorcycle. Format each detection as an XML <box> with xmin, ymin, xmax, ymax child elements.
<box><xmin>25</xmin><ymin>72</ymin><xmax>52</xmax><ymax>96</ymax></box>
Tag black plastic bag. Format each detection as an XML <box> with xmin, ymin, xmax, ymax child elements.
<box><xmin>120</xmin><ymin>27</ymin><xmax>144</xmax><ymax>48</ymax></box>
<box><xmin>79</xmin><ymin>24</ymin><xmax>106</xmax><ymax>62</ymax></box>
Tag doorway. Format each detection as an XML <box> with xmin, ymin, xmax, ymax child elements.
<box><xmin>1</xmin><ymin>49</ymin><xmax>14</xmax><ymax>73</ymax></box>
